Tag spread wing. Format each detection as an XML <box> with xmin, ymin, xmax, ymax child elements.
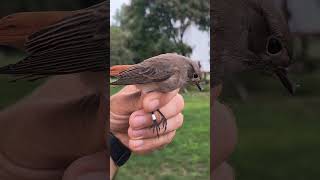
<box><xmin>111</xmin><ymin>60</ymin><xmax>174</xmax><ymax>85</ymax></box>
<box><xmin>0</xmin><ymin>1</ymin><xmax>108</xmax><ymax>77</ymax></box>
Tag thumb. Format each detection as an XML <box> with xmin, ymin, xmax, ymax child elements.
<box><xmin>110</xmin><ymin>85</ymin><xmax>143</xmax><ymax>115</ymax></box>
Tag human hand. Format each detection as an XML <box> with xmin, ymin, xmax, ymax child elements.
<box><xmin>212</xmin><ymin>85</ymin><xmax>237</xmax><ymax>180</ymax></box>
<box><xmin>0</xmin><ymin>74</ymin><xmax>107</xmax><ymax>180</ymax></box>
<box><xmin>110</xmin><ymin>85</ymin><xmax>184</xmax><ymax>154</ymax></box>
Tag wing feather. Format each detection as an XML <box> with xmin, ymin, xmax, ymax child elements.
<box><xmin>111</xmin><ymin>59</ymin><xmax>174</xmax><ymax>85</ymax></box>
<box><xmin>0</xmin><ymin>1</ymin><xmax>108</xmax><ymax>78</ymax></box>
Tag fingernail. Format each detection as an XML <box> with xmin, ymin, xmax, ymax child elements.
<box><xmin>149</xmin><ymin>99</ymin><xmax>159</xmax><ymax>110</ymax></box>
<box><xmin>133</xmin><ymin>115</ymin><xmax>146</xmax><ymax>128</ymax></box>
<box><xmin>130</xmin><ymin>140</ymin><xmax>144</xmax><ymax>148</ymax></box>
<box><xmin>132</xmin><ymin>129</ymin><xmax>144</xmax><ymax>138</ymax></box>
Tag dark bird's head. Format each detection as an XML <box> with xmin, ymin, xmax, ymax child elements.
<box><xmin>186</xmin><ymin>58</ymin><xmax>203</xmax><ymax>91</ymax></box>
<box><xmin>154</xmin><ymin>53</ymin><xmax>203</xmax><ymax>91</ymax></box>
<box><xmin>246</xmin><ymin>0</ymin><xmax>294</xmax><ymax>94</ymax></box>
<box><xmin>262</xmin><ymin>34</ymin><xmax>294</xmax><ymax>94</ymax></box>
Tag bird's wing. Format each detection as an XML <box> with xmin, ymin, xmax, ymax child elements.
<box><xmin>110</xmin><ymin>65</ymin><xmax>134</xmax><ymax>76</ymax></box>
<box><xmin>0</xmin><ymin>1</ymin><xmax>108</xmax><ymax>76</ymax></box>
<box><xmin>0</xmin><ymin>11</ymin><xmax>75</xmax><ymax>50</ymax></box>
<box><xmin>111</xmin><ymin>60</ymin><xmax>174</xmax><ymax>85</ymax></box>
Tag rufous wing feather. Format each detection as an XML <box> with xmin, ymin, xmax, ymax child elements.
<box><xmin>0</xmin><ymin>11</ymin><xmax>75</xmax><ymax>50</ymax></box>
<box><xmin>110</xmin><ymin>65</ymin><xmax>133</xmax><ymax>76</ymax></box>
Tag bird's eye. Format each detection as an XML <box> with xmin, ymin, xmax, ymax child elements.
<box><xmin>193</xmin><ymin>73</ymin><xmax>199</xmax><ymax>78</ymax></box>
<box><xmin>267</xmin><ymin>37</ymin><xmax>283</xmax><ymax>54</ymax></box>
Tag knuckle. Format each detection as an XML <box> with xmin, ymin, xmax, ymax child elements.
<box><xmin>164</xmin><ymin>135</ymin><xmax>171</xmax><ymax>144</ymax></box>
<box><xmin>175</xmin><ymin>113</ymin><xmax>184</xmax><ymax>129</ymax></box>
<box><xmin>128</xmin><ymin>128</ymin><xmax>134</xmax><ymax>138</ymax></box>
<box><xmin>129</xmin><ymin>144</ymin><xmax>137</xmax><ymax>152</ymax></box>
<box><xmin>169</xmin><ymin>131</ymin><xmax>176</xmax><ymax>143</ymax></box>
<box><xmin>129</xmin><ymin>140</ymin><xmax>144</xmax><ymax>152</ymax></box>
<box><xmin>151</xmin><ymin>138</ymin><xmax>159</xmax><ymax>148</ymax></box>
<box><xmin>176</xmin><ymin>94</ymin><xmax>185</xmax><ymax>110</ymax></box>
<box><xmin>134</xmin><ymin>150</ymin><xmax>149</xmax><ymax>155</ymax></box>
<box><xmin>165</xmin><ymin>131</ymin><xmax>176</xmax><ymax>144</ymax></box>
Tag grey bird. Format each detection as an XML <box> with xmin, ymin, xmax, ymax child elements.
<box><xmin>212</xmin><ymin>0</ymin><xmax>295</xmax><ymax>94</ymax></box>
<box><xmin>110</xmin><ymin>53</ymin><xmax>202</xmax><ymax>135</ymax></box>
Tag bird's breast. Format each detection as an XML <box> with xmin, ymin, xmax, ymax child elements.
<box><xmin>135</xmin><ymin>83</ymin><xmax>162</xmax><ymax>93</ymax></box>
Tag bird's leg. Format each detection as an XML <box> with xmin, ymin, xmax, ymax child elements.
<box><xmin>156</xmin><ymin>109</ymin><xmax>168</xmax><ymax>132</ymax></box>
<box><xmin>150</xmin><ymin>110</ymin><xmax>168</xmax><ymax>137</ymax></box>
<box><xmin>151</xmin><ymin>112</ymin><xmax>160</xmax><ymax>137</ymax></box>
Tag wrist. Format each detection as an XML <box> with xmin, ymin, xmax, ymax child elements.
<box><xmin>109</xmin><ymin>132</ymin><xmax>131</xmax><ymax>167</ymax></box>
<box><xmin>110</xmin><ymin>157</ymin><xmax>118</xmax><ymax>179</ymax></box>
<box><xmin>110</xmin><ymin>131</ymin><xmax>130</xmax><ymax>148</ymax></box>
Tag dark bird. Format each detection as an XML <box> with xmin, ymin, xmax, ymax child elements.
<box><xmin>0</xmin><ymin>1</ymin><xmax>108</xmax><ymax>81</ymax></box>
<box><xmin>110</xmin><ymin>53</ymin><xmax>202</xmax><ymax>135</ymax></box>
<box><xmin>212</xmin><ymin>0</ymin><xmax>295</xmax><ymax>94</ymax></box>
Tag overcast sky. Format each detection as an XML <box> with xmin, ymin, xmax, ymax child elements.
<box><xmin>110</xmin><ymin>0</ymin><xmax>210</xmax><ymax>71</ymax></box>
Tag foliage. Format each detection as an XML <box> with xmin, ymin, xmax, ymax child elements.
<box><xmin>110</xmin><ymin>26</ymin><xmax>134</xmax><ymax>65</ymax></box>
<box><xmin>117</xmin><ymin>0</ymin><xmax>210</xmax><ymax>63</ymax></box>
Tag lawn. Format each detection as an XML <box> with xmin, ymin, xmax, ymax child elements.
<box><xmin>111</xmin><ymin>86</ymin><xmax>210</xmax><ymax>180</ymax></box>
<box><xmin>221</xmin><ymin>70</ymin><xmax>320</xmax><ymax>180</ymax></box>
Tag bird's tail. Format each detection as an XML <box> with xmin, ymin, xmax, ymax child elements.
<box><xmin>0</xmin><ymin>11</ymin><xmax>75</xmax><ymax>49</ymax></box>
<box><xmin>110</xmin><ymin>65</ymin><xmax>132</xmax><ymax>76</ymax></box>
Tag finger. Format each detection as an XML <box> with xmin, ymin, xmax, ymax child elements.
<box><xmin>142</xmin><ymin>89</ymin><xmax>180</xmax><ymax>112</ymax></box>
<box><xmin>129</xmin><ymin>94</ymin><xmax>184</xmax><ymax>130</ymax></box>
<box><xmin>212</xmin><ymin>84</ymin><xmax>223</xmax><ymax>99</ymax></box>
<box><xmin>212</xmin><ymin>162</ymin><xmax>235</xmax><ymax>180</ymax></box>
<box><xmin>128</xmin><ymin>130</ymin><xmax>176</xmax><ymax>154</ymax></box>
<box><xmin>128</xmin><ymin>113</ymin><xmax>183</xmax><ymax>139</ymax></box>
<box><xmin>212</xmin><ymin>100</ymin><xmax>237</xmax><ymax>170</ymax></box>
<box><xmin>110</xmin><ymin>85</ymin><xmax>142</xmax><ymax>115</ymax></box>
<box><xmin>62</xmin><ymin>151</ymin><xmax>107</xmax><ymax>180</ymax></box>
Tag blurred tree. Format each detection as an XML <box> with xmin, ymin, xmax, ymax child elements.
<box><xmin>117</xmin><ymin>0</ymin><xmax>209</xmax><ymax>63</ymax></box>
<box><xmin>111</xmin><ymin>26</ymin><xmax>134</xmax><ymax>65</ymax></box>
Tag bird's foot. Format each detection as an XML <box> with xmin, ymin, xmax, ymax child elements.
<box><xmin>151</xmin><ymin>112</ymin><xmax>160</xmax><ymax>137</ymax></box>
<box><xmin>150</xmin><ymin>110</ymin><xmax>168</xmax><ymax>137</ymax></box>
<box><xmin>156</xmin><ymin>109</ymin><xmax>167</xmax><ymax>132</ymax></box>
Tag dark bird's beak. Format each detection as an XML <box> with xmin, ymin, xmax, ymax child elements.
<box><xmin>195</xmin><ymin>82</ymin><xmax>203</xmax><ymax>91</ymax></box>
<box><xmin>275</xmin><ymin>68</ymin><xmax>294</xmax><ymax>95</ymax></box>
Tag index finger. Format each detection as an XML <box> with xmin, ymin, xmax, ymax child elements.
<box><xmin>142</xmin><ymin>89</ymin><xmax>180</xmax><ymax>112</ymax></box>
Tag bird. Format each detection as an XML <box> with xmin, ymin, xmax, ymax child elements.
<box><xmin>110</xmin><ymin>53</ymin><xmax>203</xmax><ymax>135</ymax></box>
<box><xmin>212</xmin><ymin>0</ymin><xmax>295</xmax><ymax>94</ymax></box>
<box><xmin>0</xmin><ymin>1</ymin><xmax>108</xmax><ymax>81</ymax></box>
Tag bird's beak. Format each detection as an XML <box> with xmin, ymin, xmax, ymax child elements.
<box><xmin>275</xmin><ymin>68</ymin><xmax>294</xmax><ymax>95</ymax></box>
<box><xmin>195</xmin><ymin>82</ymin><xmax>203</xmax><ymax>91</ymax></box>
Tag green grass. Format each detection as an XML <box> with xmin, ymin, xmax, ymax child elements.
<box><xmin>111</xmin><ymin>86</ymin><xmax>210</xmax><ymax>180</ymax></box>
<box><xmin>222</xmin><ymin>71</ymin><xmax>320</xmax><ymax>180</ymax></box>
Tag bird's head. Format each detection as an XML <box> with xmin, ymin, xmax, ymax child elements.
<box><xmin>186</xmin><ymin>58</ymin><xmax>203</xmax><ymax>91</ymax></box>
<box><xmin>161</xmin><ymin>53</ymin><xmax>203</xmax><ymax>91</ymax></box>
<box><xmin>262</xmin><ymin>34</ymin><xmax>294</xmax><ymax>94</ymax></box>
<box><xmin>247</xmin><ymin>1</ymin><xmax>294</xmax><ymax>94</ymax></box>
